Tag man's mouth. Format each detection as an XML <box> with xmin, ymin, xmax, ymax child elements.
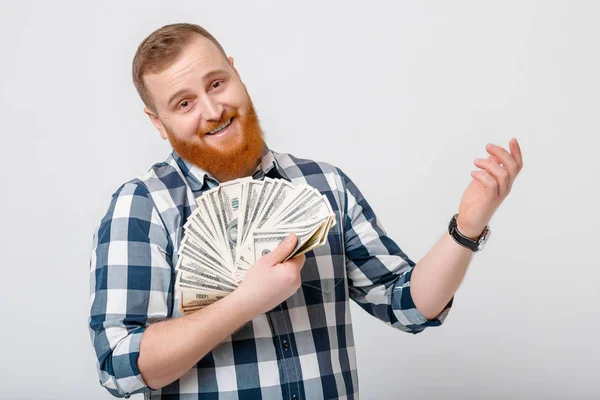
<box><xmin>206</xmin><ymin>118</ymin><xmax>233</xmax><ymax>136</ymax></box>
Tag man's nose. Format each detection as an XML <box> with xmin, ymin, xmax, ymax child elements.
<box><xmin>199</xmin><ymin>94</ymin><xmax>223</xmax><ymax>121</ymax></box>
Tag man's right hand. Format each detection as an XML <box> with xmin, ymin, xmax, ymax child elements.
<box><xmin>138</xmin><ymin>233</ymin><xmax>306</xmax><ymax>390</ymax></box>
<box><xmin>235</xmin><ymin>233</ymin><xmax>306</xmax><ymax>317</ymax></box>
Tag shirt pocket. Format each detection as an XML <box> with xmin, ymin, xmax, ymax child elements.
<box><xmin>299</xmin><ymin>209</ymin><xmax>346</xmax><ymax>302</ymax></box>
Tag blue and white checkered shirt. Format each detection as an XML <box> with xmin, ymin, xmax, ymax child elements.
<box><xmin>88</xmin><ymin>147</ymin><xmax>453</xmax><ymax>399</ymax></box>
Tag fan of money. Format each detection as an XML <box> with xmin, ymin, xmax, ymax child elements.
<box><xmin>175</xmin><ymin>176</ymin><xmax>336</xmax><ymax>315</ymax></box>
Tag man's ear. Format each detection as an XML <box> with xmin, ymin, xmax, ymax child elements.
<box><xmin>228</xmin><ymin>56</ymin><xmax>246</xmax><ymax>90</ymax></box>
<box><xmin>144</xmin><ymin>107</ymin><xmax>168</xmax><ymax>140</ymax></box>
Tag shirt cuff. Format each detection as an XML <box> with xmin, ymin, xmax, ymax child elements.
<box><xmin>100</xmin><ymin>326</ymin><xmax>152</xmax><ymax>397</ymax></box>
<box><xmin>390</xmin><ymin>281</ymin><xmax>454</xmax><ymax>333</ymax></box>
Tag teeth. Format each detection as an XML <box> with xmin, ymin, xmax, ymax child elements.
<box><xmin>207</xmin><ymin>118</ymin><xmax>232</xmax><ymax>135</ymax></box>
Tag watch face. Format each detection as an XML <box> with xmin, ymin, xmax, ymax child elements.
<box><xmin>477</xmin><ymin>227</ymin><xmax>491</xmax><ymax>250</ymax></box>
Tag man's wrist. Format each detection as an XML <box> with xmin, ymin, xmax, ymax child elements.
<box><xmin>455</xmin><ymin>222</ymin><xmax>482</xmax><ymax>241</ymax></box>
<box><xmin>225</xmin><ymin>288</ymin><xmax>260</xmax><ymax>322</ymax></box>
<box><xmin>184</xmin><ymin>288</ymin><xmax>256</xmax><ymax>327</ymax></box>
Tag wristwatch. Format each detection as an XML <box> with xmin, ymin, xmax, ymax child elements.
<box><xmin>448</xmin><ymin>213</ymin><xmax>491</xmax><ymax>252</ymax></box>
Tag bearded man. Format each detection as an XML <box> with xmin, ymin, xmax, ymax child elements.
<box><xmin>88</xmin><ymin>23</ymin><xmax>523</xmax><ymax>399</ymax></box>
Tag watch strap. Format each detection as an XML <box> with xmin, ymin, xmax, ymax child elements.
<box><xmin>448</xmin><ymin>213</ymin><xmax>484</xmax><ymax>252</ymax></box>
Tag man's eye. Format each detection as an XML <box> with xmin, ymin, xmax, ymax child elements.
<box><xmin>178</xmin><ymin>100</ymin><xmax>189</xmax><ymax>109</ymax></box>
<box><xmin>211</xmin><ymin>81</ymin><xmax>223</xmax><ymax>90</ymax></box>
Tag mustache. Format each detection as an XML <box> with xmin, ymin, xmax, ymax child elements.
<box><xmin>200</xmin><ymin>110</ymin><xmax>238</xmax><ymax>135</ymax></box>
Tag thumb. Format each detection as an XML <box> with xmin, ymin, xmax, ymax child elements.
<box><xmin>260</xmin><ymin>233</ymin><xmax>297</xmax><ymax>266</ymax></box>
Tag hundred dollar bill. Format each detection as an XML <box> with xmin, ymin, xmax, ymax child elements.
<box><xmin>268</xmin><ymin>187</ymin><xmax>318</xmax><ymax>227</ymax></box>
<box><xmin>281</xmin><ymin>201</ymin><xmax>331</xmax><ymax>228</ymax></box>
<box><xmin>255</xmin><ymin>218</ymin><xmax>325</xmax><ymax>235</ymax></box>
<box><xmin>235</xmin><ymin>180</ymin><xmax>273</xmax><ymax>265</ymax></box>
<box><xmin>235</xmin><ymin>222</ymin><xmax>311</xmax><ymax>278</ymax></box>
<box><xmin>237</xmin><ymin>180</ymin><xmax>263</xmax><ymax>251</ymax></box>
<box><xmin>217</xmin><ymin>178</ymin><xmax>245</xmax><ymax>262</ymax></box>
<box><xmin>316</xmin><ymin>214</ymin><xmax>336</xmax><ymax>247</ymax></box>
<box><xmin>180</xmin><ymin>224</ymin><xmax>228</xmax><ymax>266</ymax></box>
<box><xmin>177</xmin><ymin>290</ymin><xmax>227</xmax><ymax>316</ymax></box>
<box><xmin>178</xmin><ymin>235</ymin><xmax>230</xmax><ymax>273</ymax></box>
<box><xmin>251</xmin><ymin>221</ymin><xmax>324</xmax><ymax>263</ymax></box>
<box><xmin>205</xmin><ymin>191</ymin><xmax>235</xmax><ymax>269</ymax></box>
<box><xmin>254</xmin><ymin>180</ymin><xmax>297</xmax><ymax>230</ymax></box>
<box><xmin>180</xmin><ymin>291</ymin><xmax>226</xmax><ymax>308</ymax></box>
<box><xmin>175</xmin><ymin>270</ymin><xmax>234</xmax><ymax>295</ymax></box>
<box><xmin>183</xmin><ymin>219</ymin><xmax>215</xmax><ymax>249</ymax></box>
<box><xmin>276</xmin><ymin>192</ymin><xmax>325</xmax><ymax>226</ymax></box>
<box><xmin>186</xmin><ymin>211</ymin><xmax>217</xmax><ymax>243</ymax></box>
<box><xmin>196</xmin><ymin>194</ymin><xmax>226</xmax><ymax>249</ymax></box>
<box><xmin>241</xmin><ymin>179</ymin><xmax>274</xmax><ymax>244</ymax></box>
<box><xmin>178</xmin><ymin>248</ymin><xmax>231</xmax><ymax>279</ymax></box>
<box><xmin>236</xmin><ymin>202</ymin><xmax>325</xmax><ymax>271</ymax></box>
<box><xmin>175</xmin><ymin>254</ymin><xmax>238</xmax><ymax>288</ymax></box>
<box><xmin>289</xmin><ymin>218</ymin><xmax>332</xmax><ymax>259</ymax></box>
<box><xmin>252</xmin><ymin>178</ymin><xmax>277</xmax><ymax>223</ymax></box>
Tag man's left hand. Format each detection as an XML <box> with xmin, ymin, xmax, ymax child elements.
<box><xmin>456</xmin><ymin>138</ymin><xmax>524</xmax><ymax>239</ymax></box>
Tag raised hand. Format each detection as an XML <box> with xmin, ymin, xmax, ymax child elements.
<box><xmin>456</xmin><ymin>138</ymin><xmax>524</xmax><ymax>238</ymax></box>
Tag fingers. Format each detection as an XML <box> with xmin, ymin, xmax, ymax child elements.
<box><xmin>480</xmin><ymin>139</ymin><xmax>524</xmax><ymax>194</ymax></box>
<box><xmin>485</xmin><ymin>143</ymin><xmax>517</xmax><ymax>171</ymax></box>
<box><xmin>259</xmin><ymin>233</ymin><xmax>298</xmax><ymax>266</ymax></box>
<box><xmin>285</xmin><ymin>253</ymin><xmax>306</xmax><ymax>273</ymax></box>
<box><xmin>470</xmin><ymin>168</ymin><xmax>498</xmax><ymax>196</ymax></box>
<box><xmin>488</xmin><ymin>155</ymin><xmax>501</xmax><ymax>167</ymax></box>
<box><xmin>485</xmin><ymin>141</ymin><xmax>521</xmax><ymax>189</ymax></box>
<box><xmin>509</xmin><ymin>138</ymin><xmax>524</xmax><ymax>171</ymax></box>
<box><xmin>473</xmin><ymin>157</ymin><xmax>509</xmax><ymax>196</ymax></box>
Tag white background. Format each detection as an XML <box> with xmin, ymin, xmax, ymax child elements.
<box><xmin>0</xmin><ymin>1</ymin><xmax>598</xmax><ymax>399</ymax></box>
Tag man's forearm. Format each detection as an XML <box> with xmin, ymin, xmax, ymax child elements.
<box><xmin>137</xmin><ymin>234</ymin><xmax>305</xmax><ymax>391</ymax></box>
<box><xmin>410</xmin><ymin>231</ymin><xmax>475</xmax><ymax>320</ymax></box>
<box><xmin>138</xmin><ymin>289</ymin><xmax>254</xmax><ymax>390</ymax></box>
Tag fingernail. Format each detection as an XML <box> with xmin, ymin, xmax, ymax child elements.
<box><xmin>280</xmin><ymin>233</ymin><xmax>294</xmax><ymax>246</ymax></box>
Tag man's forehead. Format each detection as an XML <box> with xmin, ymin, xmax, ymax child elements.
<box><xmin>144</xmin><ymin>36</ymin><xmax>229</xmax><ymax>98</ymax></box>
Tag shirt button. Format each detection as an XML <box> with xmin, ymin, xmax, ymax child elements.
<box><xmin>283</xmin><ymin>340</ymin><xmax>289</xmax><ymax>350</ymax></box>
<box><xmin>291</xmin><ymin>395</ymin><xmax>297</xmax><ymax>400</ymax></box>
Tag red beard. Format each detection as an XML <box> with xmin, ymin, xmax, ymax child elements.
<box><xmin>166</xmin><ymin>97</ymin><xmax>266</xmax><ymax>182</ymax></box>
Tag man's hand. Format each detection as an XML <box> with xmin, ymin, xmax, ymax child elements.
<box><xmin>457</xmin><ymin>138</ymin><xmax>524</xmax><ymax>238</ymax></box>
<box><xmin>236</xmin><ymin>233</ymin><xmax>306</xmax><ymax>316</ymax></box>
<box><xmin>138</xmin><ymin>233</ymin><xmax>305</xmax><ymax>389</ymax></box>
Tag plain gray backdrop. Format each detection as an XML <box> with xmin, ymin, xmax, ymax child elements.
<box><xmin>0</xmin><ymin>1</ymin><xmax>598</xmax><ymax>399</ymax></box>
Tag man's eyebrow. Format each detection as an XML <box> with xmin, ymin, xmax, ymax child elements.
<box><xmin>167</xmin><ymin>69</ymin><xmax>229</xmax><ymax>107</ymax></box>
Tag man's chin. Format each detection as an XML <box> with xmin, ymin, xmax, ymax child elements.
<box><xmin>169</xmin><ymin>133</ymin><xmax>265</xmax><ymax>180</ymax></box>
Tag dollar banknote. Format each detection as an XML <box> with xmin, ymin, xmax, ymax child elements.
<box><xmin>174</xmin><ymin>177</ymin><xmax>335</xmax><ymax>315</ymax></box>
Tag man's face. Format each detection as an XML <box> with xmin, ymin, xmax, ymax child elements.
<box><xmin>143</xmin><ymin>35</ymin><xmax>265</xmax><ymax>181</ymax></box>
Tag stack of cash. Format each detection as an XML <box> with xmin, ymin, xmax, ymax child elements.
<box><xmin>175</xmin><ymin>177</ymin><xmax>336</xmax><ymax>315</ymax></box>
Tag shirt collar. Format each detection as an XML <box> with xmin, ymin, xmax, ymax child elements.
<box><xmin>172</xmin><ymin>144</ymin><xmax>290</xmax><ymax>194</ymax></box>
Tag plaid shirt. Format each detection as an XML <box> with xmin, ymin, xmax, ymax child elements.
<box><xmin>88</xmin><ymin>147</ymin><xmax>453</xmax><ymax>399</ymax></box>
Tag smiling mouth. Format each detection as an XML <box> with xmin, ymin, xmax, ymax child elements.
<box><xmin>206</xmin><ymin>118</ymin><xmax>233</xmax><ymax>135</ymax></box>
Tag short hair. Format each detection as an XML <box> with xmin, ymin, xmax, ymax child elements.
<box><xmin>132</xmin><ymin>23</ymin><xmax>227</xmax><ymax>113</ymax></box>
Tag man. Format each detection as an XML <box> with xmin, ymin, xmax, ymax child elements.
<box><xmin>88</xmin><ymin>23</ymin><xmax>523</xmax><ymax>399</ymax></box>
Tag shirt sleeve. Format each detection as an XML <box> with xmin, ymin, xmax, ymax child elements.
<box><xmin>338</xmin><ymin>169</ymin><xmax>454</xmax><ymax>335</ymax></box>
<box><xmin>88</xmin><ymin>181</ymin><xmax>173</xmax><ymax>397</ymax></box>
